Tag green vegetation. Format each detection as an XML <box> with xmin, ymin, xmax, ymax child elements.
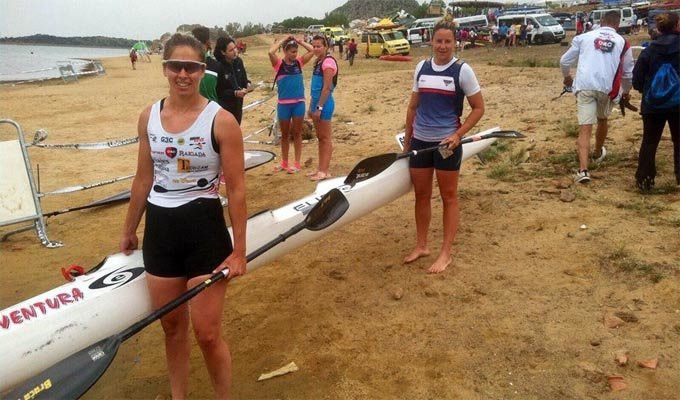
<box><xmin>490</xmin><ymin>57</ymin><xmax>561</xmax><ymax>68</ymax></box>
<box><xmin>560</xmin><ymin>119</ymin><xmax>579</xmax><ymax>138</ymax></box>
<box><xmin>601</xmin><ymin>246</ymin><xmax>665</xmax><ymax>283</ymax></box>
<box><xmin>0</xmin><ymin>34</ymin><xmax>142</xmax><ymax>48</ymax></box>
<box><xmin>615</xmin><ymin>198</ymin><xmax>670</xmax><ymax>214</ymax></box>
<box><xmin>330</xmin><ymin>0</ymin><xmax>421</xmax><ymax>20</ymax></box>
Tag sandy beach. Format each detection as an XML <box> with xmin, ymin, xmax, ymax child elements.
<box><xmin>1</xmin><ymin>33</ymin><xmax>679</xmax><ymax>399</ymax></box>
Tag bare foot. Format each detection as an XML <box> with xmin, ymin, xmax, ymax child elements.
<box><xmin>403</xmin><ymin>248</ymin><xmax>430</xmax><ymax>264</ymax></box>
<box><xmin>427</xmin><ymin>254</ymin><xmax>451</xmax><ymax>274</ymax></box>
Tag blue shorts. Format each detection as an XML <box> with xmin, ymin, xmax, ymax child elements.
<box><xmin>277</xmin><ymin>102</ymin><xmax>306</xmax><ymax>121</ymax></box>
<box><xmin>309</xmin><ymin>96</ymin><xmax>334</xmax><ymax>121</ymax></box>
<box><xmin>409</xmin><ymin>137</ymin><xmax>463</xmax><ymax>171</ymax></box>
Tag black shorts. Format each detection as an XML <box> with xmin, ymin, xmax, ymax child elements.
<box><xmin>143</xmin><ymin>198</ymin><xmax>232</xmax><ymax>279</ymax></box>
<box><xmin>408</xmin><ymin>137</ymin><xmax>463</xmax><ymax>171</ymax></box>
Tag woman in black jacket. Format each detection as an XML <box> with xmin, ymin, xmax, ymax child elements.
<box><xmin>632</xmin><ymin>12</ymin><xmax>680</xmax><ymax>191</ymax></box>
<box><xmin>215</xmin><ymin>37</ymin><xmax>252</xmax><ymax>124</ymax></box>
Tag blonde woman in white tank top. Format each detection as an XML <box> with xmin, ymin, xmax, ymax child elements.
<box><xmin>119</xmin><ymin>33</ymin><xmax>246</xmax><ymax>399</ymax></box>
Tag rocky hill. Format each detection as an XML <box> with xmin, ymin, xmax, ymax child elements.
<box><xmin>330</xmin><ymin>0</ymin><xmax>421</xmax><ymax>20</ymax></box>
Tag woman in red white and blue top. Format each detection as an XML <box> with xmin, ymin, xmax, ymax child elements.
<box><xmin>403</xmin><ymin>19</ymin><xmax>485</xmax><ymax>274</ymax></box>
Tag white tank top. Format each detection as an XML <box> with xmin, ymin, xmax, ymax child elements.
<box><xmin>147</xmin><ymin>99</ymin><xmax>222</xmax><ymax>208</ymax></box>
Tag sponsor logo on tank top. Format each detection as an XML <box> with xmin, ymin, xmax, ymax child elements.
<box><xmin>161</xmin><ymin>136</ymin><xmax>173</xmax><ymax>143</ymax></box>
<box><xmin>165</xmin><ymin>147</ymin><xmax>177</xmax><ymax>158</ymax></box>
<box><xmin>190</xmin><ymin>136</ymin><xmax>206</xmax><ymax>150</ymax></box>
<box><xmin>178</xmin><ymin>149</ymin><xmax>207</xmax><ymax>158</ymax></box>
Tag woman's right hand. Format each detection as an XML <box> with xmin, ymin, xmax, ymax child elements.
<box><xmin>119</xmin><ymin>233</ymin><xmax>139</xmax><ymax>255</ymax></box>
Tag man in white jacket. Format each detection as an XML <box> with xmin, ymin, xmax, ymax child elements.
<box><xmin>560</xmin><ymin>11</ymin><xmax>634</xmax><ymax>183</ymax></box>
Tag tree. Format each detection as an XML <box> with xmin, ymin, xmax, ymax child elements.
<box><xmin>323</xmin><ymin>12</ymin><xmax>349</xmax><ymax>27</ymax></box>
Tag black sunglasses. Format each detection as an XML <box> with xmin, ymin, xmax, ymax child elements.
<box><xmin>162</xmin><ymin>59</ymin><xmax>206</xmax><ymax>74</ymax></box>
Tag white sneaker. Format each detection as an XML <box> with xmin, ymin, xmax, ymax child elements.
<box><xmin>593</xmin><ymin>146</ymin><xmax>607</xmax><ymax>164</ymax></box>
<box><xmin>574</xmin><ymin>169</ymin><xmax>591</xmax><ymax>184</ymax></box>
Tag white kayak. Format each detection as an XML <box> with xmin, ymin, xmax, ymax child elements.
<box><xmin>0</xmin><ymin>127</ymin><xmax>499</xmax><ymax>392</ymax></box>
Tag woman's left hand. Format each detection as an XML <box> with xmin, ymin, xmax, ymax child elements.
<box><xmin>440</xmin><ymin>133</ymin><xmax>461</xmax><ymax>150</ymax></box>
<box><xmin>311</xmin><ymin>110</ymin><xmax>321</xmax><ymax>122</ymax></box>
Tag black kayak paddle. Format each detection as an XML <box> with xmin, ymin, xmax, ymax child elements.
<box><xmin>344</xmin><ymin>130</ymin><xmax>526</xmax><ymax>186</ymax></box>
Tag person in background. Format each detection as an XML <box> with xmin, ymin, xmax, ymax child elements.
<box><xmin>403</xmin><ymin>19</ymin><xmax>485</xmax><ymax>274</ymax></box>
<box><xmin>191</xmin><ymin>26</ymin><xmax>225</xmax><ymax>104</ymax></box>
<box><xmin>338</xmin><ymin>38</ymin><xmax>344</xmax><ymax>57</ymax></box>
<box><xmin>120</xmin><ymin>33</ymin><xmax>247</xmax><ymax>399</ymax></box>
<box><xmin>632</xmin><ymin>12</ymin><xmax>680</xmax><ymax>191</ymax></box>
<box><xmin>214</xmin><ymin>37</ymin><xmax>253</xmax><ymax>124</ymax></box>
<box><xmin>347</xmin><ymin>38</ymin><xmax>358</xmax><ymax>66</ymax></box>
<box><xmin>499</xmin><ymin>23</ymin><xmax>508</xmax><ymax>47</ymax></box>
<box><xmin>130</xmin><ymin>48</ymin><xmax>138</xmax><ymax>70</ymax></box>
<box><xmin>268</xmin><ymin>35</ymin><xmax>314</xmax><ymax>173</ymax></box>
<box><xmin>307</xmin><ymin>35</ymin><xmax>338</xmax><ymax>181</ymax></box>
<box><xmin>560</xmin><ymin>10</ymin><xmax>634</xmax><ymax>184</ymax></box>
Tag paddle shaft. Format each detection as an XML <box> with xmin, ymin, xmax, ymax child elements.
<box><xmin>44</xmin><ymin>196</ymin><xmax>129</xmax><ymax>218</ymax></box>
<box><xmin>119</xmin><ymin>219</ymin><xmax>307</xmax><ymax>342</ymax></box>
<box><xmin>398</xmin><ymin>131</ymin><xmax>511</xmax><ymax>160</ymax></box>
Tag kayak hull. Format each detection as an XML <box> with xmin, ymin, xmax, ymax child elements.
<box><xmin>0</xmin><ymin>127</ymin><xmax>499</xmax><ymax>391</ymax></box>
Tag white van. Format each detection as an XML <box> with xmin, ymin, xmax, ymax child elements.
<box><xmin>497</xmin><ymin>13</ymin><xmax>565</xmax><ymax>44</ymax></box>
<box><xmin>407</xmin><ymin>17</ymin><xmax>442</xmax><ymax>43</ymax></box>
<box><xmin>590</xmin><ymin>7</ymin><xmax>634</xmax><ymax>34</ymax></box>
<box><xmin>455</xmin><ymin>15</ymin><xmax>489</xmax><ymax>30</ymax></box>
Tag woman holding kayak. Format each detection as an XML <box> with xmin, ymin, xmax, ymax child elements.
<box><xmin>307</xmin><ymin>35</ymin><xmax>339</xmax><ymax>181</ymax></box>
<box><xmin>119</xmin><ymin>33</ymin><xmax>247</xmax><ymax>398</ymax></box>
<box><xmin>268</xmin><ymin>35</ymin><xmax>314</xmax><ymax>173</ymax></box>
<box><xmin>403</xmin><ymin>19</ymin><xmax>485</xmax><ymax>273</ymax></box>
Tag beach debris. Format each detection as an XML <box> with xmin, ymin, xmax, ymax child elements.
<box><xmin>258</xmin><ymin>362</ymin><xmax>299</xmax><ymax>381</ymax></box>
<box><xmin>579</xmin><ymin>224</ymin><xmax>587</xmax><ymax>230</ymax></box>
<box><xmin>636</xmin><ymin>358</ymin><xmax>658</xmax><ymax>369</ymax></box>
<box><xmin>614</xmin><ymin>350</ymin><xmax>629</xmax><ymax>366</ymax></box>
<box><xmin>560</xmin><ymin>190</ymin><xmax>576</xmax><ymax>202</ymax></box>
<box><xmin>590</xmin><ymin>339</ymin><xmax>601</xmax><ymax>347</ymax></box>
<box><xmin>328</xmin><ymin>270</ymin><xmax>346</xmax><ymax>281</ymax></box>
<box><xmin>607</xmin><ymin>374</ymin><xmax>627</xmax><ymax>391</ymax></box>
<box><xmin>392</xmin><ymin>287</ymin><xmax>404</xmax><ymax>300</ymax></box>
<box><xmin>604</xmin><ymin>314</ymin><xmax>625</xmax><ymax>329</ymax></box>
<box><xmin>304</xmin><ymin>158</ymin><xmax>314</xmax><ymax>167</ymax></box>
<box><xmin>552</xmin><ymin>179</ymin><xmax>571</xmax><ymax>189</ymax></box>
<box><xmin>614</xmin><ymin>311</ymin><xmax>638</xmax><ymax>323</ymax></box>
<box><xmin>578</xmin><ymin>361</ymin><xmax>604</xmax><ymax>383</ymax></box>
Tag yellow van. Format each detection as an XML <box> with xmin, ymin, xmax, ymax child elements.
<box><xmin>320</xmin><ymin>27</ymin><xmax>350</xmax><ymax>43</ymax></box>
<box><xmin>359</xmin><ymin>30</ymin><xmax>410</xmax><ymax>57</ymax></box>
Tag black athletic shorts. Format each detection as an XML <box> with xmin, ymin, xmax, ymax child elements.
<box><xmin>143</xmin><ymin>198</ymin><xmax>233</xmax><ymax>279</ymax></box>
<box><xmin>408</xmin><ymin>137</ymin><xmax>463</xmax><ymax>171</ymax></box>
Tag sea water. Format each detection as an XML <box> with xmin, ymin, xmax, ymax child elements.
<box><xmin>0</xmin><ymin>44</ymin><xmax>129</xmax><ymax>82</ymax></box>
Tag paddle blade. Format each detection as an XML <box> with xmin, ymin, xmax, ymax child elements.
<box><xmin>344</xmin><ymin>153</ymin><xmax>398</xmax><ymax>186</ymax></box>
<box><xmin>305</xmin><ymin>188</ymin><xmax>349</xmax><ymax>231</ymax></box>
<box><xmin>5</xmin><ymin>337</ymin><xmax>120</xmax><ymax>400</ymax></box>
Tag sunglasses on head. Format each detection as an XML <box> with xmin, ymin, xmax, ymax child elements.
<box><xmin>162</xmin><ymin>59</ymin><xmax>206</xmax><ymax>74</ymax></box>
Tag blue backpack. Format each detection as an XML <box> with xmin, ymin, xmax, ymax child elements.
<box><xmin>645</xmin><ymin>63</ymin><xmax>680</xmax><ymax>108</ymax></box>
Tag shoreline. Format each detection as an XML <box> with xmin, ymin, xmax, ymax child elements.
<box><xmin>0</xmin><ymin>41</ymin><xmax>139</xmax><ymax>50</ymax></box>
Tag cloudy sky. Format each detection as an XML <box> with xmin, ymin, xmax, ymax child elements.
<box><xmin>1</xmin><ymin>0</ymin><xmax>349</xmax><ymax>40</ymax></box>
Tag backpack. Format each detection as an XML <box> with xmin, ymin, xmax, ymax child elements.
<box><xmin>645</xmin><ymin>63</ymin><xmax>680</xmax><ymax>108</ymax></box>
<box><xmin>315</xmin><ymin>55</ymin><xmax>339</xmax><ymax>88</ymax></box>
